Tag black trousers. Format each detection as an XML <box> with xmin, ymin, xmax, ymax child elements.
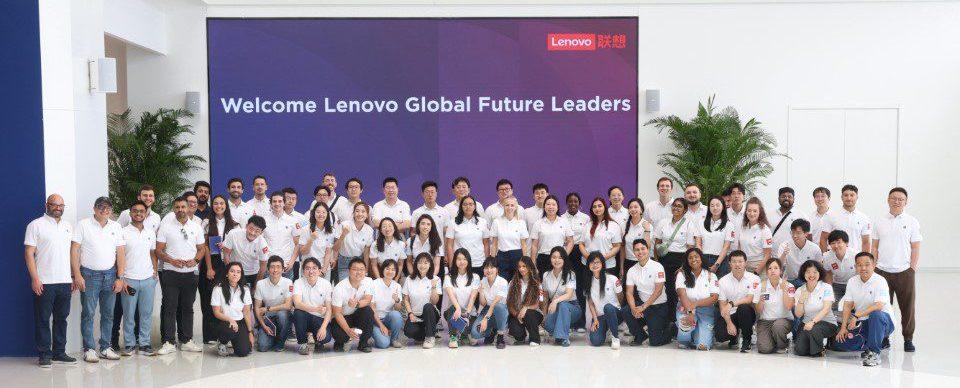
<box><xmin>623</xmin><ymin>301</ymin><xmax>671</xmax><ymax>346</ymax></box>
<box><xmin>508</xmin><ymin>309</ymin><xmax>543</xmax><ymax>344</ymax></box>
<box><xmin>403</xmin><ymin>304</ymin><xmax>441</xmax><ymax>341</ymax></box>
<box><xmin>161</xmin><ymin>271</ymin><xmax>198</xmax><ymax>344</ymax></box>
<box><xmin>715</xmin><ymin>305</ymin><xmax>757</xmax><ymax>348</ymax></box>
<box><xmin>622</xmin><ymin>259</ymin><xmax>638</xmax><ymax>274</ymax></box>
<box><xmin>659</xmin><ymin>252</ymin><xmax>685</xmax><ymax>323</ymax></box>
<box><xmin>570</xmin><ymin>247</ymin><xmax>587</xmax><ymax>329</ymax></box>
<box><xmin>331</xmin><ymin>306</ymin><xmax>374</xmax><ymax>348</ymax></box>
<box><xmin>198</xmin><ymin>254</ymin><xmax>225</xmax><ymax>342</ymax></box>
<box><xmin>536</xmin><ymin>254</ymin><xmax>552</xmax><ymax>280</ymax></box>
<box><xmin>216</xmin><ymin>319</ymin><xmax>251</xmax><ymax>357</ymax></box>
<box><xmin>496</xmin><ymin>249</ymin><xmax>523</xmax><ymax>282</ymax></box>
<box><xmin>795</xmin><ymin>321</ymin><xmax>838</xmax><ymax>356</ymax></box>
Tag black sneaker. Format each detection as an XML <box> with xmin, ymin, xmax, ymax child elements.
<box><xmin>359</xmin><ymin>345</ymin><xmax>372</xmax><ymax>353</ymax></box>
<box><xmin>740</xmin><ymin>344</ymin><xmax>751</xmax><ymax>353</ymax></box>
<box><xmin>860</xmin><ymin>350</ymin><xmax>869</xmax><ymax>359</ymax></box>
<box><xmin>904</xmin><ymin>340</ymin><xmax>915</xmax><ymax>352</ymax></box>
<box><xmin>730</xmin><ymin>337</ymin><xmax>739</xmax><ymax>349</ymax></box>
<box><xmin>882</xmin><ymin>337</ymin><xmax>891</xmax><ymax>350</ymax></box>
<box><xmin>333</xmin><ymin>344</ymin><xmax>345</xmax><ymax>352</ymax></box>
<box><xmin>314</xmin><ymin>343</ymin><xmax>325</xmax><ymax>353</ymax></box>
<box><xmin>139</xmin><ymin>346</ymin><xmax>156</xmax><ymax>356</ymax></box>
<box><xmin>495</xmin><ymin>334</ymin><xmax>506</xmax><ymax>349</ymax></box>
<box><xmin>38</xmin><ymin>358</ymin><xmax>52</xmax><ymax>368</ymax></box>
<box><xmin>51</xmin><ymin>354</ymin><xmax>77</xmax><ymax>365</ymax></box>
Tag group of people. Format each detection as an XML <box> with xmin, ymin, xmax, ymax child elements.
<box><xmin>25</xmin><ymin>173</ymin><xmax>921</xmax><ymax>369</ymax></box>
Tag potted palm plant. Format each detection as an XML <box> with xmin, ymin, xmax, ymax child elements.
<box><xmin>107</xmin><ymin>108</ymin><xmax>206</xmax><ymax>213</ymax></box>
<box><xmin>645</xmin><ymin>96</ymin><xmax>785</xmax><ymax>200</ymax></box>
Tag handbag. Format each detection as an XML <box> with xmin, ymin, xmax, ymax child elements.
<box><xmin>655</xmin><ymin>219</ymin><xmax>686</xmax><ymax>257</ymax></box>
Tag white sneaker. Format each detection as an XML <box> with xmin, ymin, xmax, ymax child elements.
<box><xmin>391</xmin><ymin>339</ymin><xmax>404</xmax><ymax>348</ymax></box>
<box><xmin>217</xmin><ymin>344</ymin><xmax>229</xmax><ymax>357</ymax></box>
<box><xmin>423</xmin><ymin>337</ymin><xmax>435</xmax><ymax>349</ymax></box>
<box><xmin>100</xmin><ymin>348</ymin><xmax>121</xmax><ymax>360</ymax></box>
<box><xmin>611</xmin><ymin>338</ymin><xmax>621</xmax><ymax>350</ymax></box>
<box><xmin>529</xmin><ymin>341</ymin><xmax>540</xmax><ymax>347</ymax></box>
<box><xmin>83</xmin><ymin>349</ymin><xmax>100</xmax><ymax>363</ymax></box>
<box><xmin>576</xmin><ymin>328</ymin><xmax>586</xmax><ymax>334</ymax></box>
<box><xmin>180</xmin><ymin>341</ymin><xmax>203</xmax><ymax>352</ymax></box>
<box><xmin>156</xmin><ymin>342</ymin><xmax>177</xmax><ymax>355</ymax></box>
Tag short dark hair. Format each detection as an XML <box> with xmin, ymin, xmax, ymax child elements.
<box><xmin>421</xmin><ymin>181</ymin><xmax>438</xmax><ymax>192</ymax></box>
<box><xmin>247</xmin><ymin>215</ymin><xmax>266</xmax><ymax>230</ymax></box>
<box><xmin>252</xmin><ymin>175</ymin><xmax>267</xmax><ymax>185</ymax></box>
<box><xmin>182</xmin><ymin>191</ymin><xmax>197</xmax><ymax>201</ymax></box>
<box><xmin>565</xmin><ymin>192</ymin><xmax>581</xmax><ymax>203</ymax></box>
<box><xmin>451</xmin><ymin>176</ymin><xmax>471</xmax><ymax>188</ymax></box>
<box><xmin>227</xmin><ymin>177</ymin><xmax>243</xmax><ymax>188</ymax></box>
<box><xmin>533</xmin><ymin>183</ymin><xmax>549</xmax><ymax>193</ymax></box>
<box><xmin>130</xmin><ymin>200</ymin><xmax>147</xmax><ymax>210</ymax></box>
<box><xmin>813</xmin><ymin>187</ymin><xmax>830</xmax><ymax>198</ymax></box>
<box><xmin>728</xmin><ymin>250</ymin><xmax>747</xmax><ymax>261</ymax></box>
<box><xmin>684</xmin><ymin>182</ymin><xmax>700</xmax><ymax>191</ymax></box>
<box><xmin>841</xmin><ymin>184</ymin><xmax>858</xmax><ymax>194</ymax></box>
<box><xmin>346</xmin><ymin>177</ymin><xmax>363</xmax><ymax>190</ymax></box>
<box><xmin>281</xmin><ymin>187</ymin><xmax>297</xmax><ymax>196</ymax></box>
<box><xmin>301</xmin><ymin>257</ymin><xmax>321</xmax><ymax>270</ymax></box>
<box><xmin>382</xmin><ymin>177</ymin><xmax>398</xmax><ymax>188</ymax></box>
<box><xmin>631</xmin><ymin>238</ymin><xmax>648</xmax><ymax>248</ymax></box>
<box><xmin>173</xmin><ymin>196</ymin><xmax>187</xmax><ymax>205</ymax></box>
<box><xmin>889</xmin><ymin>187</ymin><xmax>908</xmax><ymax>198</ymax></box>
<box><xmin>656</xmin><ymin>177</ymin><xmax>673</xmax><ymax>188</ymax></box>
<box><xmin>790</xmin><ymin>218</ymin><xmax>811</xmax><ymax>233</ymax></box>
<box><xmin>269</xmin><ymin>191</ymin><xmax>284</xmax><ymax>201</ymax></box>
<box><xmin>313</xmin><ymin>184</ymin><xmax>325</xmax><ymax>196</ymax></box>
<box><xmin>379</xmin><ymin>259</ymin><xmax>399</xmax><ymax>277</ymax></box>
<box><xmin>855</xmin><ymin>251</ymin><xmax>876</xmax><ymax>263</ymax></box>
<box><xmin>139</xmin><ymin>184</ymin><xmax>155</xmax><ymax>194</ymax></box>
<box><xmin>322</xmin><ymin>172</ymin><xmax>336</xmax><ymax>180</ymax></box>
<box><xmin>798</xmin><ymin>260</ymin><xmax>826</xmax><ymax>282</ymax></box>
<box><xmin>728</xmin><ymin>183</ymin><xmax>746</xmax><ymax>195</ymax></box>
<box><xmin>827</xmin><ymin>229</ymin><xmax>849</xmax><ymax>244</ymax></box>
<box><xmin>194</xmin><ymin>181</ymin><xmax>211</xmax><ymax>192</ymax></box>
<box><xmin>266</xmin><ymin>255</ymin><xmax>284</xmax><ymax>268</ymax></box>
<box><xmin>348</xmin><ymin>257</ymin><xmax>366</xmax><ymax>269</ymax></box>
<box><xmin>496</xmin><ymin>179</ymin><xmax>513</xmax><ymax>190</ymax></box>
<box><xmin>607</xmin><ymin>185</ymin><xmax>623</xmax><ymax>196</ymax></box>
<box><xmin>778</xmin><ymin>187</ymin><xmax>795</xmax><ymax>196</ymax></box>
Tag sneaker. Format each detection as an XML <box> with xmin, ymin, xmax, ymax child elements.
<box><xmin>560</xmin><ymin>339</ymin><xmax>571</xmax><ymax>347</ymax></box>
<box><xmin>448</xmin><ymin>336</ymin><xmax>459</xmax><ymax>349</ymax></box>
<box><xmin>391</xmin><ymin>339</ymin><xmax>404</xmax><ymax>348</ymax></box>
<box><xmin>180</xmin><ymin>341</ymin><xmax>203</xmax><ymax>352</ymax></box>
<box><xmin>529</xmin><ymin>341</ymin><xmax>540</xmax><ymax>347</ymax></box>
<box><xmin>217</xmin><ymin>344</ymin><xmax>230</xmax><ymax>357</ymax></box>
<box><xmin>495</xmin><ymin>334</ymin><xmax>506</xmax><ymax>349</ymax></box>
<box><xmin>51</xmin><ymin>354</ymin><xmax>78</xmax><ymax>365</ymax></box>
<box><xmin>514</xmin><ymin>339</ymin><xmax>526</xmax><ymax>346</ymax></box>
<box><xmin>119</xmin><ymin>346</ymin><xmax>136</xmax><ymax>357</ymax></box>
<box><xmin>156</xmin><ymin>342</ymin><xmax>177</xmax><ymax>355</ymax></box>
<box><xmin>576</xmin><ymin>328</ymin><xmax>586</xmax><ymax>334</ymax></box>
<box><xmin>904</xmin><ymin>340</ymin><xmax>915</xmax><ymax>352</ymax></box>
<box><xmin>860</xmin><ymin>350</ymin><xmax>869</xmax><ymax>359</ymax></box>
<box><xmin>730</xmin><ymin>338</ymin><xmax>739</xmax><ymax>349</ymax></box>
<box><xmin>740</xmin><ymin>344</ymin><xmax>751</xmax><ymax>353</ymax></box>
<box><xmin>100</xmin><ymin>348</ymin><xmax>121</xmax><ymax>360</ymax></box>
<box><xmin>359</xmin><ymin>345</ymin><xmax>373</xmax><ymax>353</ymax></box>
<box><xmin>298</xmin><ymin>344</ymin><xmax>310</xmax><ymax>355</ymax></box>
<box><xmin>274</xmin><ymin>345</ymin><xmax>285</xmax><ymax>352</ymax></box>
<box><xmin>882</xmin><ymin>337</ymin><xmax>890</xmax><ymax>350</ymax></box>
<box><xmin>775</xmin><ymin>347</ymin><xmax>787</xmax><ymax>354</ymax></box>
<box><xmin>423</xmin><ymin>337</ymin><xmax>436</xmax><ymax>349</ymax></box>
<box><xmin>333</xmin><ymin>343</ymin><xmax>346</xmax><ymax>352</ymax></box>
<box><xmin>83</xmin><ymin>349</ymin><xmax>100</xmax><ymax>363</ymax></box>
<box><xmin>611</xmin><ymin>338</ymin><xmax>621</xmax><ymax>350</ymax></box>
<box><xmin>38</xmin><ymin>358</ymin><xmax>52</xmax><ymax>368</ymax></box>
<box><xmin>138</xmin><ymin>346</ymin><xmax>156</xmax><ymax>356</ymax></box>
<box><xmin>863</xmin><ymin>351</ymin><xmax>880</xmax><ymax>367</ymax></box>
<box><xmin>314</xmin><ymin>343</ymin><xmax>324</xmax><ymax>353</ymax></box>
<box><xmin>469</xmin><ymin>337</ymin><xmax>479</xmax><ymax>346</ymax></box>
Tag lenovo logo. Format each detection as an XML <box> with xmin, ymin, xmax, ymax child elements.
<box><xmin>547</xmin><ymin>33</ymin><xmax>596</xmax><ymax>51</ymax></box>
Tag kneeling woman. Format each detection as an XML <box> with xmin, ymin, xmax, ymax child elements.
<box><xmin>443</xmin><ymin>248</ymin><xmax>480</xmax><ymax>348</ymax></box>
<box><xmin>754</xmin><ymin>258</ymin><xmax>795</xmax><ymax>354</ymax></box>
<box><xmin>506</xmin><ymin>256</ymin><xmax>543</xmax><ymax>346</ymax></box>
<box><xmin>210</xmin><ymin>262</ymin><xmax>255</xmax><ymax>357</ymax></box>
<box><xmin>402</xmin><ymin>253</ymin><xmax>442</xmax><ymax>348</ymax></box>
<box><xmin>586</xmin><ymin>252</ymin><xmax>625</xmax><ymax>349</ymax></box>
<box><xmin>675</xmin><ymin>248</ymin><xmax>719</xmax><ymax>350</ymax></box>
<box><xmin>370</xmin><ymin>259</ymin><xmax>404</xmax><ymax>349</ymax></box>
<box><xmin>793</xmin><ymin>260</ymin><xmax>838</xmax><ymax>357</ymax></box>
<box><xmin>542</xmin><ymin>247</ymin><xmax>581</xmax><ymax>346</ymax></box>
<box><xmin>471</xmin><ymin>257</ymin><xmax>510</xmax><ymax>349</ymax></box>
<box><xmin>292</xmin><ymin>257</ymin><xmax>334</xmax><ymax>354</ymax></box>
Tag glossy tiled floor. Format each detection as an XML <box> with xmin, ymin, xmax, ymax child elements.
<box><xmin>3</xmin><ymin>271</ymin><xmax>957</xmax><ymax>388</ymax></box>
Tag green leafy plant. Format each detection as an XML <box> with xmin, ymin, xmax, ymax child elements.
<box><xmin>108</xmin><ymin>108</ymin><xmax>206</xmax><ymax>213</ymax></box>
<box><xmin>645</xmin><ymin>96</ymin><xmax>786</xmax><ymax>200</ymax></box>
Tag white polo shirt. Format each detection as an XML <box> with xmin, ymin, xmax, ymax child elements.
<box><xmin>445</xmin><ymin>217</ymin><xmax>488</xmax><ymax>267</ymax></box>
<box><xmin>824</xmin><ymin>208</ymin><xmax>872</xmax><ymax>253</ymax></box>
<box><xmin>223</xmin><ymin>228</ymin><xmax>269</xmax><ymax>276</ymax></box>
<box><xmin>695</xmin><ymin>217</ymin><xmax>735</xmax><ymax>256</ymax></box>
<box><xmin>685</xmin><ymin>204</ymin><xmax>708</xmax><ymax>224</ymax></box>
<box><xmin>403</xmin><ymin>276</ymin><xmax>441</xmax><ymax>316</ymax></box>
<box><xmin>371</xmin><ymin>199</ymin><xmax>412</xmax><ymax>226</ymax></box>
<box><xmin>561</xmin><ymin>211</ymin><xmax>590</xmax><ymax>244</ymax></box>
<box><xmin>293</xmin><ymin>277</ymin><xmax>333</xmax><ymax>317</ymax></box>
<box><xmin>245</xmin><ymin>196</ymin><xmax>271</xmax><ymax>217</ymax></box>
<box><xmin>160</xmin><ymin>212</ymin><xmax>201</xmax><ymax>228</ymax></box>
<box><xmin>301</xmin><ymin>226</ymin><xmax>336</xmax><ymax>262</ymax></box>
<box><xmin>210</xmin><ymin>285</ymin><xmax>252</xmax><ymax>321</ymax></box>
<box><xmin>653</xmin><ymin>217</ymin><xmax>695</xmax><ymax>254</ymax></box>
<box><xmin>754</xmin><ymin>279</ymin><xmax>796</xmax><ymax>320</ymax></box>
<box><xmin>254</xmin><ymin>276</ymin><xmax>292</xmax><ymax>308</ymax></box>
<box><xmin>726</xmin><ymin>206</ymin><xmax>746</xmax><ymax>228</ymax></box>
<box><xmin>325</xmin><ymin>194</ymin><xmax>354</xmax><ymax>226</ymax></box>
<box><xmin>444</xmin><ymin>273</ymin><xmax>480</xmax><ymax>309</ymax></box>
<box><xmin>718</xmin><ymin>272</ymin><xmax>760</xmax><ymax>314</ymax></box>
<box><xmin>483</xmin><ymin>201</ymin><xmax>525</xmax><ymax>228</ymax></box>
<box><xmin>675</xmin><ymin>270</ymin><xmax>719</xmax><ymax>303</ymax></box>
<box><xmin>607</xmin><ymin>206</ymin><xmax>629</xmax><ymax>230</ymax></box>
<box><xmin>334</xmin><ymin>221</ymin><xmax>375</xmax><ymax>257</ymax></box>
<box><xmin>286</xmin><ymin>210</ymin><xmax>309</xmax><ymax>229</ymax></box>
<box><xmin>117</xmin><ymin>209</ymin><xmax>161</xmax><ymax>234</ymax></box>
<box><xmin>809</xmin><ymin>209</ymin><xmax>835</xmax><ymax>247</ymax></box>
<box><xmin>589</xmin><ymin>273</ymin><xmax>623</xmax><ymax>309</ymax></box>
<box><xmin>795</xmin><ymin>281</ymin><xmax>837</xmax><ymax>325</ymax></box>
<box><xmin>523</xmin><ymin>205</ymin><xmax>544</xmax><ymax>234</ymax></box>
<box><xmin>579</xmin><ymin>220</ymin><xmax>623</xmax><ymax>267</ymax></box>
<box><xmin>262</xmin><ymin>211</ymin><xmax>300</xmax><ymax>262</ymax></box>
<box><xmin>643</xmin><ymin>199</ymin><xmax>673</xmax><ymax>227</ymax></box>
<box><xmin>407</xmin><ymin>234</ymin><xmax>444</xmax><ymax>259</ymax></box>
<box><xmin>625</xmin><ymin>260</ymin><xmax>667</xmax><ymax>305</ymax></box>
<box><xmin>443</xmin><ymin>199</ymin><xmax>485</xmax><ymax>228</ymax></box>
<box><xmin>531</xmin><ymin>217</ymin><xmax>573</xmax><ymax>255</ymax></box>
<box><xmin>541</xmin><ymin>270</ymin><xmax>576</xmax><ymax>301</ymax></box>
<box><xmin>872</xmin><ymin>212</ymin><xmax>922</xmax><ymax>273</ymax></box>
<box><xmin>622</xmin><ymin>219</ymin><xmax>650</xmax><ymax>261</ymax></box>
<box><xmin>412</xmin><ymin>203</ymin><xmax>449</xmax><ymax>237</ymax></box>
<box><xmin>157</xmin><ymin>218</ymin><xmax>205</xmax><ymax>273</ymax></box>
<box><xmin>121</xmin><ymin>225</ymin><xmax>156</xmax><ymax>280</ymax></box>
<box><xmin>732</xmin><ymin>223</ymin><xmax>773</xmax><ymax>263</ymax></box>
<box><xmin>821</xmin><ymin>247</ymin><xmax>857</xmax><ymax>284</ymax></box>
<box><xmin>370</xmin><ymin>239</ymin><xmax>407</xmax><ymax>264</ymax></box>
<box><xmin>73</xmin><ymin>217</ymin><xmax>125</xmax><ymax>271</ymax></box>
<box><xmin>479</xmin><ymin>275</ymin><xmax>509</xmax><ymax>305</ymax></box>
<box><xmin>228</xmin><ymin>200</ymin><xmax>252</xmax><ymax>226</ymax></box>
<box><xmin>489</xmin><ymin>217</ymin><xmax>529</xmax><ymax>252</ymax></box>
<box><xmin>24</xmin><ymin>215</ymin><xmax>74</xmax><ymax>284</ymax></box>
<box><xmin>370</xmin><ymin>278</ymin><xmax>402</xmax><ymax>319</ymax></box>
<box><xmin>840</xmin><ymin>273</ymin><xmax>894</xmax><ymax>321</ymax></box>
<box><xmin>332</xmin><ymin>277</ymin><xmax>373</xmax><ymax>316</ymax></box>
<box><xmin>780</xmin><ymin>240</ymin><xmax>824</xmax><ymax>281</ymax></box>
<box><xmin>771</xmin><ymin>209</ymin><xmax>807</xmax><ymax>254</ymax></box>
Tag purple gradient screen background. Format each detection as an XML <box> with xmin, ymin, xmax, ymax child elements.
<box><xmin>207</xmin><ymin>18</ymin><xmax>637</xmax><ymax>210</ymax></box>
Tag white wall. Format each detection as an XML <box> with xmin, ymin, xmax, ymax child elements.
<box><xmin>122</xmin><ymin>1</ymin><xmax>960</xmax><ymax>269</ymax></box>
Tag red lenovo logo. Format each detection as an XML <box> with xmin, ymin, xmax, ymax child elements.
<box><xmin>547</xmin><ymin>33</ymin><xmax>596</xmax><ymax>51</ymax></box>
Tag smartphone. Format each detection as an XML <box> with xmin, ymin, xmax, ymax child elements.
<box><xmin>126</xmin><ymin>285</ymin><xmax>136</xmax><ymax>296</ymax></box>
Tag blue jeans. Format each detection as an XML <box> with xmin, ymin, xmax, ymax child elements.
<box><xmin>676</xmin><ymin>305</ymin><xmax>716</xmax><ymax>349</ymax></box>
<box><xmin>788</xmin><ymin>278</ymin><xmax>805</xmax><ymax>289</ymax></box>
<box><xmin>121</xmin><ymin>277</ymin><xmax>157</xmax><ymax>348</ymax></box>
<box><xmin>703</xmin><ymin>254</ymin><xmax>730</xmax><ymax>279</ymax></box>
<box><xmin>832</xmin><ymin>311</ymin><xmax>895</xmax><ymax>353</ymax></box>
<box><xmin>80</xmin><ymin>267</ymin><xmax>117</xmax><ymax>352</ymax></box>
<box><xmin>372</xmin><ymin>310</ymin><xmax>404</xmax><ymax>349</ymax></box>
<box><xmin>544</xmin><ymin>301</ymin><xmax>581</xmax><ymax>341</ymax></box>
<box><xmin>589</xmin><ymin>303</ymin><xmax>623</xmax><ymax>346</ymax></box>
<box><xmin>34</xmin><ymin>283</ymin><xmax>72</xmax><ymax>359</ymax></box>
<box><xmin>471</xmin><ymin>304</ymin><xmax>508</xmax><ymax>340</ymax></box>
<box><xmin>257</xmin><ymin>310</ymin><xmax>292</xmax><ymax>351</ymax></box>
<box><xmin>336</xmin><ymin>255</ymin><xmax>360</xmax><ymax>285</ymax></box>
<box><xmin>496</xmin><ymin>249</ymin><xmax>522</xmax><ymax>282</ymax></box>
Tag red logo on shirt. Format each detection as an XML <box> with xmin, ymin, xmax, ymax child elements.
<box><xmin>765</xmin><ymin>238</ymin><xmax>773</xmax><ymax>245</ymax></box>
<box><xmin>831</xmin><ymin>263</ymin><xmax>839</xmax><ymax>270</ymax></box>
<box><xmin>289</xmin><ymin>285</ymin><xmax>294</xmax><ymax>292</ymax></box>
<box><xmin>752</xmin><ymin>282</ymin><xmax>759</xmax><ymax>288</ymax></box>
<box><xmin>657</xmin><ymin>271</ymin><xmax>665</xmax><ymax>279</ymax></box>
<box><xmin>262</xmin><ymin>247</ymin><xmax>269</xmax><ymax>254</ymax></box>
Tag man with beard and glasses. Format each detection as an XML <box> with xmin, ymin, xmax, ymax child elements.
<box><xmin>771</xmin><ymin>187</ymin><xmax>807</xmax><ymax>257</ymax></box>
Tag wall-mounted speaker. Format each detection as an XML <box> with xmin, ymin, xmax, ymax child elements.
<box><xmin>88</xmin><ymin>58</ymin><xmax>117</xmax><ymax>93</ymax></box>
<box><xmin>645</xmin><ymin>89</ymin><xmax>660</xmax><ymax>112</ymax></box>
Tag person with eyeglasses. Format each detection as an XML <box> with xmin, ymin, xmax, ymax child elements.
<box><xmin>25</xmin><ymin>194</ymin><xmax>79</xmax><ymax>368</ymax></box>
<box><xmin>155</xmin><ymin>196</ymin><xmax>206</xmax><ymax>355</ymax></box>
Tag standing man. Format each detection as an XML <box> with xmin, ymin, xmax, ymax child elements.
<box><xmin>644</xmin><ymin>177</ymin><xmax>674</xmax><ymax>227</ymax></box>
<box><xmin>342</xmin><ymin>178</ymin><xmax>365</xmax><ymax>222</ymax></box>
<box><xmin>282</xmin><ymin>187</ymin><xmax>308</xmax><ymax>228</ymax></box>
<box><xmin>443</xmin><ymin>176</ymin><xmax>485</xmax><ymax>223</ymax></box>
<box><xmin>155</xmin><ymin>196</ymin><xmax>206</xmax><ymax>355</ymax></box>
<box><xmin>118</xmin><ymin>200</ymin><xmax>159</xmax><ymax>356</ymax></box>
<box><xmin>263</xmin><ymin>191</ymin><xmax>302</xmax><ymax>279</ymax></box>
<box><xmin>25</xmin><ymin>194</ymin><xmax>78</xmax><ymax>367</ymax></box>
<box><xmin>821</xmin><ymin>184</ymin><xmax>872</xmax><ymax>255</ymax></box>
<box><xmin>71</xmin><ymin>197</ymin><xmax>126</xmax><ymax>362</ymax></box>
<box><xmin>227</xmin><ymin>178</ymin><xmax>252</xmax><ymax>226</ymax></box>
<box><xmin>684</xmin><ymin>183</ymin><xmax>707</xmax><ymax>223</ymax></box>
<box><xmin>726</xmin><ymin>183</ymin><xmax>747</xmax><ymax>227</ymax></box>
<box><xmin>161</xmin><ymin>191</ymin><xmax>202</xmax><ymax>227</ymax></box>
<box><xmin>194</xmin><ymin>181</ymin><xmax>212</xmax><ymax>220</ymax></box>
<box><xmin>809</xmin><ymin>187</ymin><xmax>835</xmax><ymax>250</ymax></box>
<box><xmin>371</xmin><ymin>177</ymin><xmax>412</xmax><ymax>234</ymax></box>
<box><xmin>412</xmin><ymin>181</ymin><xmax>449</xmax><ymax>236</ymax></box>
<box><xmin>524</xmin><ymin>183</ymin><xmax>550</xmax><ymax>232</ymax></box>
<box><xmin>872</xmin><ymin>187</ymin><xmax>922</xmax><ymax>352</ymax></box>
<box><xmin>771</xmin><ymin>187</ymin><xmax>807</xmax><ymax>256</ymax></box>
<box><xmin>321</xmin><ymin>173</ymin><xmax>352</xmax><ymax>225</ymax></box>
<box><xmin>247</xmin><ymin>175</ymin><xmax>271</xmax><ymax>217</ymax></box>
<box><xmin>484</xmin><ymin>179</ymin><xmax>525</xmax><ymax>225</ymax></box>
<box><xmin>117</xmin><ymin>184</ymin><xmax>161</xmax><ymax>232</ymax></box>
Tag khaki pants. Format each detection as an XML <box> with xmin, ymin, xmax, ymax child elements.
<box><xmin>876</xmin><ymin>268</ymin><xmax>916</xmax><ymax>341</ymax></box>
<box><xmin>756</xmin><ymin>318</ymin><xmax>791</xmax><ymax>354</ymax></box>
